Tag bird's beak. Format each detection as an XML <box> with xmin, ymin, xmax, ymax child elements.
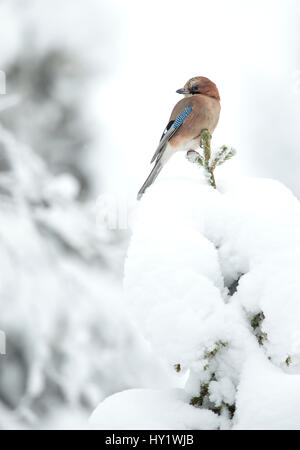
<box><xmin>176</xmin><ymin>88</ymin><xmax>190</xmax><ymax>94</ymax></box>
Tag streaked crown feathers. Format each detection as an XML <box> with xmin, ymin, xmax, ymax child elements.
<box><xmin>183</xmin><ymin>76</ymin><xmax>220</xmax><ymax>100</ymax></box>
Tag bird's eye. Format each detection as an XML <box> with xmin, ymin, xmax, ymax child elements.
<box><xmin>192</xmin><ymin>84</ymin><xmax>200</xmax><ymax>91</ymax></box>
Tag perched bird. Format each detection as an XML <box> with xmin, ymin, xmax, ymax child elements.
<box><xmin>137</xmin><ymin>76</ymin><xmax>221</xmax><ymax>199</ymax></box>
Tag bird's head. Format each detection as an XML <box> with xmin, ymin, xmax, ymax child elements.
<box><xmin>176</xmin><ymin>76</ymin><xmax>220</xmax><ymax>101</ymax></box>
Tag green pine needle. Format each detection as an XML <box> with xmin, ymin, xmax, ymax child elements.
<box><xmin>186</xmin><ymin>131</ymin><xmax>236</xmax><ymax>189</ymax></box>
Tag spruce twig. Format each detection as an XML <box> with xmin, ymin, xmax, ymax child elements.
<box><xmin>186</xmin><ymin>130</ymin><xmax>236</xmax><ymax>189</ymax></box>
<box><xmin>211</xmin><ymin>145</ymin><xmax>236</xmax><ymax>171</ymax></box>
<box><xmin>201</xmin><ymin>130</ymin><xmax>216</xmax><ymax>189</ymax></box>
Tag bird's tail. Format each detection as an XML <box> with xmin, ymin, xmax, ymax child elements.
<box><xmin>137</xmin><ymin>161</ymin><xmax>162</xmax><ymax>200</ymax></box>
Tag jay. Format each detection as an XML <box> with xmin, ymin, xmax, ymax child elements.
<box><xmin>137</xmin><ymin>76</ymin><xmax>220</xmax><ymax>199</ymax></box>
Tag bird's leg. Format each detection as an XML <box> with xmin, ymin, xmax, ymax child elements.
<box><xmin>200</xmin><ymin>129</ymin><xmax>216</xmax><ymax>189</ymax></box>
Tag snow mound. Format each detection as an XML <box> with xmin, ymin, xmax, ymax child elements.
<box><xmin>233</xmin><ymin>354</ymin><xmax>300</xmax><ymax>430</ymax></box>
<box><xmin>90</xmin><ymin>388</ymin><xmax>220</xmax><ymax>430</ymax></box>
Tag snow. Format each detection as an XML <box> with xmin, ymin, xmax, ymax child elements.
<box><xmin>90</xmin><ymin>388</ymin><xmax>220</xmax><ymax>430</ymax></box>
<box><xmin>92</xmin><ymin>158</ymin><xmax>300</xmax><ymax>430</ymax></box>
<box><xmin>233</xmin><ymin>354</ymin><xmax>300</xmax><ymax>430</ymax></box>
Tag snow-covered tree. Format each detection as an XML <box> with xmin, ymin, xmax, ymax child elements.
<box><xmin>91</xmin><ymin>145</ymin><xmax>300</xmax><ymax>430</ymax></box>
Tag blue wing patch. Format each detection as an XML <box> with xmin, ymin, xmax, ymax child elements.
<box><xmin>173</xmin><ymin>106</ymin><xmax>192</xmax><ymax>129</ymax></box>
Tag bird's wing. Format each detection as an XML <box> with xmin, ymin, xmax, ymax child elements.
<box><xmin>159</xmin><ymin>120</ymin><xmax>174</xmax><ymax>142</ymax></box>
<box><xmin>150</xmin><ymin>106</ymin><xmax>193</xmax><ymax>164</ymax></box>
<box><xmin>150</xmin><ymin>122</ymin><xmax>176</xmax><ymax>164</ymax></box>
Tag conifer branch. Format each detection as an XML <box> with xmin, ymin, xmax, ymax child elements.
<box><xmin>201</xmin><ymin>129</ymin><xmax>216</xmax><ymax>189</ymax></box>
<box><xmin>186</xmin><ymin>130</ymin><xmax>236</xmax><ymax>189</ymax></box>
